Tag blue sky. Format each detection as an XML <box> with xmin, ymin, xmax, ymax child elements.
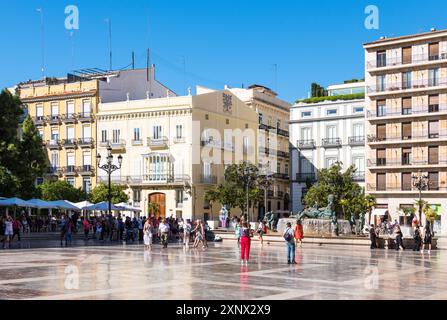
<box><xmin>1</xmin><ymin>0</ymin><xmax>447</xmax><ymax>102</ymax></box>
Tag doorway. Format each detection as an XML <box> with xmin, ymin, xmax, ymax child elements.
<box><xmin>149</xmin><ymin>193</ymin><xmax>166</xmax><ymax>218</ymax></box>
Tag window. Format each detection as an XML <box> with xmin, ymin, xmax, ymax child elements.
<box><xmin>112</xmin><ymin>129</ymin><xmax>121</xmax><ymax>143</ymax></box>
<box><xmin>353</xmin><ymin>157</ymin><xmax>365</xmax><ymax>174</ymax></box>
<box><xmin>377</xmin><ymin>149</ymin><xmax>386</xmax><ymax>166</ymax></box>
<box><xmin>67</xmin><ymin>153</ymin><xmax>75</xmax><ymax>167</ymax></box>
<box><xmin>428</xmin><ymin>172</ymin><xmax>439</xmax><ymax>190</ymax></box>
<box><xmin>301</xmin><ymin>111</ymin><xmax>312</xmax><ymax>117</ymax></box>
<box><xmin>277</xmin><ymin>161</ymin><xmax>281</xmax><ymax>174</ymax></box>
<box><xmin>51</xmin><ymin>102</ymin><xmax>59</xmax><ymax>117</ymax></box>
<box><xmin>38</xmin><ymin>129</ymin><xmax>44</xmax><ymax>139</ymax></box>
<box><xmin>402</xmin><ymin>123</ymin><xmax>412</xmax><ymax>140</ymax></box>
<box><xmin>429</xmin><ymin>95</ymin><xmax>439</xmax><ymax>112</ymax></box>
<box><xmin>66</xmin><ymin>127</ymin><xmax>75</xmax><ymax>140</ymax></box>
<box><xmin>402</xmin><ymin>148</ymin><xmax>412</xmax><ymax>165</ymax></box>
<box><xmin>176</xmin><ymin>190</ymin><xmax>184</xmax><ymax>207</ymax></box>
<box><xmin>376</xmin><ymin>124</ymin><xmax>386</xmax><ymax>141</ymax></box>
<box><xmin>327</xmin><ymin>125</ymin><xmax>337</xmax><ymax>139</ymax></box>
<box><xmin>326</xmin><ymin>157</ymin><xmax>337</xmax><ymax>168</ymax></box>
<box><xmin>353</xmin><ymin>123</ymin><xmax>364</xmax><ymax>139</ymax></box>
<box><xmin>101</xmin><ymin>130</ymin><xmax>107</xmax><ymax>142</ymax></box>
<box><xmin>83</xmin><ymin>125</ymin><xmax>91</xmax><ymax>139</ymax></box>
<box><xmin>353</xmin><ymin>107</ymin><xmax>364</xmax><ymax>114</ymax></box>
<box><xmin>377</xmin><ymin>50</ymin><xmax>386</xmax><ymax>67</ymax></box>
<box><xmin>285</xmin><ymin>163</ymin><xmax>289</xmax><ymax>175</ymax></box>
<box><xmin>276</xmin><ymin>119</ymin><xmax>281</xmax><ymax>129</ymax></box>
<box><xmin>402</xmin><ymin>97</ymin><xmax>412</xmax><ymax>115</ymax></box>
<box><xmin>133</xmin><ymin>190</ymin><xmax>141</xmax><ymax>202</ymax></box>
<box><xmin>377</xmin><ymin>100</ymin><xmax>386</xmax><ymax>117</ymax></box>
<box><xmin>50</xmin><ymin>152</ymin><xmax>59</xmax><ymax>168</ymax></box>
<box><xmin>66</xmin><ymin>101</ymin><xmax>75</xmax><ymax>117</ymax></box>
<box><xmin>429</xmin><ymin>146</ymin><xmax>439</xmax><ymax>165</ymax></box>
<box><xmin>377</xmin><ymin>173</ymin><xmax>386</xmax><ymax>191</ymax></box>
<box><xmin>377</xmin><ymin>75</ymin><xmax>386</xmax><ymax>92</ymax></box>
<box><xmin>243</xmin><ymin>136</ymin><xmax>249</xmax><ymax>154</ymax></box>
<box><xmin>203</xmin><ymin>162</ymin><xmax>211</xmax><ymax>178</ymax></box>
<box><xmin>402</xmin><ymin>173</ymin><xmax>412</xmax><ymax>191</ymax></box>
<box><xmin>82</xmin><ymin>100</ymin><xmax>91</xmax><ymax>116</ymax></box>
<box><xmin>429</xmin><ymin>121</ymin><xmax>439</xmax><ymax>139</ymax></box>
<box><xmin>327</xmin><ymin>109</ymin><xmax>337</xmax><ymax>116</ymax></box>
<box><xmin>226</xmin><ymin>119</ymin><xmax>230</xmax><ymax>125</ymax></box>
<box><xmin>429</xmin><ymin>68</ymin><xmax>439</xmax><ymax>87</ymax></box>
<box><xmin>176</xmin><ymin>125</ymin><xmax>183</xmax><ymax>139</ymax></box>
<box><xmin>258</xmin><ymin>113</ymin><xmax>263</xmax><ymax>124</ymax></box>
<box><xmin>66</xmin><ymin>178</ymin><xmax>75</xmax><ymax>186</ymax></box>
<box><xmin>402</xmin><ymin>47</ymin><xmax>412</xmax><ymax>64</ymax></box>
<box><xmin>82</xmin><ymin>178</ymin><xmax>91</xmax><ymax>193</ymax></box>
<box><xmin>133</xmin><ymin>128</ymin><xmax>141</xmax><ymax>141</ymax></box>
<box><xmin>51</xmin><ymin>129</ymin><xmax>59</xmax><ymax>141</ymax></box>
<box><xmin>429</xmin><ymin>43</ymin><xmax>439</xmax><ymax>61</ymax></box>
<box><xmin>153</xmin><ymin>126</ymin><xmax>162</xmax><ymax>139</ymax></box>
<box><xmin>402</xmin><ymin>72</ymin><xmax>412</xmax><ymax>89</ymax></box>
<box><xmin>301</xmin><ymin>127</ymin><xmax>312</xmax><ymax>141</ymax></box>
<box><xmin>36</xmin><ymin>105</ymin><xmax>44</xmax><ymax>120</ymax></box>
<box><xmin>205</xmin><ymin>114</ymin><xmax>209</xmax><ymax>120</ymax></box>
<box><xmin>83</xmin><ymin>153</ymin><xmax>91</xmax><ymax>166</ymax></box>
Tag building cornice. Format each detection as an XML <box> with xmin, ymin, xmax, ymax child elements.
<box><xmin>21</xmin><ymin>90</ymin><xmax>98</xmax><ymax>103</ymax></box>
<box><xmin>290</xmin><ymin>114</ymin><xmax>365</xmax><ymax>124</ymax></box>
<box><xmin>97</xmin><ymin>108</ymin><xmax>192</xmax><ymax>121</ymax></box>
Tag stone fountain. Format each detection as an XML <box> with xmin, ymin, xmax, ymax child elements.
<box><xmin>276</xmin><ymin>195</ymin><xmax>352</xmax><ymax>237</ymax></box>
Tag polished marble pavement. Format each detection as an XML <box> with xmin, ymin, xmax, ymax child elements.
<box><xmin>0</xmin><ymin>240</ymin><xmax>446</xmax><ymax>300</ymax></box>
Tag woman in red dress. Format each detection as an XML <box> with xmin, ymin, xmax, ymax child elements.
<box><xmin>294</xmin><ymin>219</ymin><xmax>304</xmax><ymax>247</ymax></box>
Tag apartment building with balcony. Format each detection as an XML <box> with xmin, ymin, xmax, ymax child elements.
<box><xmin>97</xmin><ymin>87</ymin><xmax>263</xmax><ymax>220</ymax></box>
<box><xmin>229</xmin><ymin>85</ymin><xmax>291</xmax><ymax>216</ymax></box>
<box><xmin>290</xmin><ymin>82</ymin><xmax>366</xmax><ymax>213</ymax></box>
<box><xmin>364</xmin><ymin>29</ymin><xmax>447</xmax><ymax>235</ymax></box>
<box><xmin>16</xmin><ymin>67</ymin><xmax>175</xmax><ymax>191</ymax></box>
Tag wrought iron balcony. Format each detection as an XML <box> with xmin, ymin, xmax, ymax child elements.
<box><xmin>78</xmin><ymin>137</ymin><xmax>94</xmax><ymax>148</ymax></box>
<box><xmin>109</xmin><ymin>139</ymin><xmax>126</xmax><ymax>149</ymax></box>
<box><xmin>131</xmin><ymin>139</ymin><xmax>143</xmax><ymax>146</ymax></box>
<box><xmin>277</xmin><ymin>128</ymin><xmax>289</xmax><ymax>137</ymax></box>
<box><xmin>366</xmin><ymin>52</ymin><xmax>447</xmax><ymax>69</ymax></box>
<box><xmin>46</xmin><ymin>139</ymin><xmax>61</xmax><ymax>150</ymax></box>
<box><xmin>62</xmin><ymin>113</ymin><xmax>77</xmax><ymax>123</ymax></box>
<box><xmin>147</xmin><ymin>137</ymin><xmax>168</xmax><ymax>149</ymax></box>
<box><xmin>62</xmin><ymin>138</ymin><xmax>77</xmax><ymax>149</ymax></box>
<box><xmin>273</xmin><ymin>173</ymin><xmax>289</xmax><ymax>180</ymax></box>
<box><xmin>78</xmin><ymin>112</ymin><xmax>94</xmax><ymax>122</ymax></box>
<box><xmin>352</xmin><ymin>171</ymin><xmax>365</xmax><ymax>181</ymax></box>
<box><xmin>45</xmin><ymin>166</ymin><xmax>61</xmax><ymax>176</ymax></box>
<box><xmin>173</xmin><ymin>137</ymin><xmax>186</xmax><ymax>144</ymax></box>
<box><xmin>296</xmin><ymin>173</ymin><xmax>317</xmax><ymax>182</ymax></box>
<box><xmin>32</xmin><ymin>116</ymin><xmax>46</xmax><ymax>126</ymax></box>
<box><xmin>62</xmin><ymin>165</ymin><xmax>77</xmax><ymax>176</ymax></box>
<box><xmin>348</xmin><ymin>136</ymin><xmax>365</xmax><ymax>146</ymax></box>
<box><xmin>322</xmin><ymin>138</ymin><xmax>342</xmax><ymax>148</ymax></box>
<box><xmin>77</xmin><ymin>165</ymin><xmax>94</xmax><ymax>176</ymax></box>
<box><xmin>297</xmin><ymin>140</ymin><xmax>316</xmax><ymax>149</ymax></box>
<box><xmin>199</xmin><ymin>175</ymin><xmax>217</xmax><ymax>184</ymax></box>
<box><xmin>48</xmin><ymin>115</ymin><xmax>61</xmax><ymax>125</ymax></box>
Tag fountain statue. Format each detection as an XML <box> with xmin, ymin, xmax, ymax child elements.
<box><xmin>264</xmin><ymin>211</ymin><xmax>277</xmax><ymax>231</ymax></box>
<box><xmin>296</xmin><ymin>195</ymin><xmax>336</xmax><ymax>220</ymax></box>
<box><xmin>219</xmin><ymin>205</ymin><xmax>229</xmax><ymax>228</ymax></box>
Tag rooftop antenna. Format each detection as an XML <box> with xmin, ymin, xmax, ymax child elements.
<box><xmin>36</xmin><ymin>8</ymin><xmax>45</xmax><ymax>78</ymax></box>
<box><xmin>105</xmin><ymin>18</ymin><xmax>112</xmax><ymax>71</ymax></box>
<box><xmin>132</xmin><ymin>51</ymin><xmax>135</xmax><ymax>69</ymax></box>
<box><xmin>273</xmin><ymin>63</ymin><xmax>278</xmax><ymax>92</ymax></box>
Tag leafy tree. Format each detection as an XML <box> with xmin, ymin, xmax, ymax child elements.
<box><xmin>424</xmin><ymin>206</ymin><xmax>438</xmax><ymax>223</ymax></box>
<box><xmin>38</xmin><ymin>180</ymin><xmax>85</xmax><ymax>202</ymax></box>
<box><xmin>148</xmin><ymin>202</ymin><xmax>160</xmax><ymax>217</ymax></box>
<box><xmin>15</xmin><ymin>116</ymin><xmax>48</xmax><ymax>199</ymax></box>
<box><xmin>364</xmin><ymin>194</ymin><xmax>377</xmax><ymax>226</ymax></box>
<box><xmin>311</xmin><ymin>83</ymin><xmax>327</xmax><ymax>98</ymax></box>
<box><xmin>205</xmin><ymin>162</ymin><xmax>262</xmax><ymax>218</ymax></box>
<box><xmin>304</xmin><ymin>162</ymin><xmax>364</xmax><ymax>218</ymax></box>
<box><xmin>0</xmin><ymin>166</ymin><xmax>20</xmax><ymax>197</ymax></box>
<box><xmin>90</xmin><ymin>183</ymin><xmax>129</xmax><ymax>204</ymax></box>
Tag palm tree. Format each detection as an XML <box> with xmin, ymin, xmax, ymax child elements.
<box><xmin>415</xmin><ymin>199</ymin><xmax>428</xmax><ymax>224</ymax></box>
<box><xmin>148</xmin><ymin>202</ymin><xmax>160</xmax><ymax>218</ymax></box>
<box><xmin>364</xmin><ymin>194</ymin><xmax>377</xmax><ymax>226</ymax></box>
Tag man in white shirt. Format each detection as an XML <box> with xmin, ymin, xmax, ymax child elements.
<box><xmin>158</xmin><ymin>218</ymin><xmax>170</xmax><ymax>248</ymax></box>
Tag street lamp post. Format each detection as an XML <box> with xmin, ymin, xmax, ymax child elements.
<box><xmin>412</xmin><ymin>170</ymin><xmax>429</xmax><ymax>224</ymax></box>
<box><xmin>259</xmin><ymin>173</ymin><xmax>273</xmax><ymax>221</ymax></box>
<box><xmin>243</xmin><ymin>165</ymin><xmax>255</xmax><ymax>223</ymax></box>
<box><xmin>97</xmin><ymin>144</ymin><xmax>123</xmax><ymax>216</ymax></box>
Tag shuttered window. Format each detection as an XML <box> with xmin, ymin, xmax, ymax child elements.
<box><xmin>429</xmin><ymin>172</ymin><xmax>439</xmax><ymax>190</ymax></box>
<box><xmin>429</xmin><ymin>146</ymin><xmax>439</xmax><ymax>165</ymax></box>
<box><xmin>402</xmin><ymin>123</ymin><xmax>412</xmax><ymax>140</ymax></box>
<box><xmin>402</xmin><ymin>148</ymin><xmax>412</xmax><ymax>165</ymax></box>
<box><xmin>377</xmin><ymin>124</ymin><xmax>386</xmax><ymax>140</ymax></box>
<box><xmin>402</xmin><ymin>173</ymin><xmax>412</xmax><ymax>191</ymax></box>
<box><xmin>402</xmin><ymin>97</ymin><xmax>412</xmax><ymax>114</ymax></box>
<box><xmin>377</xmin><ymin>100</ymin><xmax>387</xmax><ymax>117</ymax></box>
<box><xmin>377</xmin><ymin>173</ymin><xmax>386</xmax><ymax>191</ymax></box>
<box><xmin>402</xmin><ymin>47</ymin><xmax>412</xmax><ymax>64</ymax></box>
<box><xmin>429</xmin><ymin>43</ymin><xmax>439</xmax><ymax>60</ymax></box>
<box><xmin>377</xmin><ymin>149</ymin><xmax>386</xmax><ymax>166</ymax></box>
<box><xmin>429</xmin><ymin>95</ymin><xmax>439</xmax><ymax>112</ymax></box>
<box><xmin>429</xmin><ymin>121</ymin><xmax>439</xmax><ymax>138</ymax></box>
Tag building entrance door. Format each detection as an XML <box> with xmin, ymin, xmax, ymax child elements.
<box><xmin>149</xmin><ymin>193</ymin><xmax>166</xmax><ymax>218</ymax></box>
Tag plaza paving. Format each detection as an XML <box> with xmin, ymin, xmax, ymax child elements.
<box><xmin>0</xmin><ymin>240</ymin><xmax>446</xmax><ymax>300</ymax></box>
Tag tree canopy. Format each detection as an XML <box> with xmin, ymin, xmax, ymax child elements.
<box><xmin>90</xmin><ymin>183</ymin><xmax>129</xmax><ymax>204</ymax></box>
<box><xmin>38</xmin><ymin>180</ymin><xmax>85</xmax><ymax>202</ymax></box>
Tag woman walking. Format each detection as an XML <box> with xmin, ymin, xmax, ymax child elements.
<box><xmin>256</xmin><ymin>220</ymin><xmax>266</xmax><ymax>245</ymax></box>
<box><xmin>3</xmin><ymin>216</ymin><xmax>13</xmax><ymax>249</ymax></box>
<box><xmin>192</xmin><ymin>220</ymin><xmax>205</xmax><ymax>248</ymax></box>
<box><xmin>413</xmin><ymin>224</ymin><xmax>422</xmax><ymax>252</ymax></box>
<box><xmin>65</xmin><ymin>218</ymin><xmax>73</xmax><ymax>246</ymax></box>
<box><xmin>294</xmin><ymin>220</ymin><xmax>304</xmax><ymax>248</ymax></box>
<box><xmin>183</xmin><ymin>219</ymin><xmax>192</xmax><ymax>246</ymax></box>
<box><xmin>394</xmin><ymin>225</ymin><xmax>405</xmax><ymax>251</ymax></box>
<box><xmin>423</xmin><ymin>222</ymin><xmax>434</xmax><ymax>254</ymax></box>
<box><xmin>143</xmin><ymin>219</ymin><xmax>154</xmax><ymax>250</ymax></box>
<box><xmin>240</xmin><ymin>222</ymin><xmax>253</xmax><ymax>265</ymax></box>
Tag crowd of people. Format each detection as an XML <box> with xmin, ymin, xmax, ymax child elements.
<box><xmin>369</xmin><ymin>218</ymin><xmax>435</xmax><ymax>253</ymax></box>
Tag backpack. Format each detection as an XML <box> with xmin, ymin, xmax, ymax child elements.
<box><xmin>284</xmin><ymin>228</ymin><xmax>293</xmax><ymax>242</ymax></box>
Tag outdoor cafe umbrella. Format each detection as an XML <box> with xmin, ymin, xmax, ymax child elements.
<box><xmin>84</xmin><ymin>201</ymin><xmax>124</xmax><ymax>211</ymax></box>
<box><xmin>114</xmin><ymin>202</ymin><xmax>142</xmax><ymax>212</ymax></box>
<box><xmin>26</xmin><ymin>199</ymin><xmax>58</xmax><ymax>209</ymax></box>
<box><xmin>0</xmin><ymin>197</ymin><xmax>37</xmax><ymax>216</ymax></box>
<box><xmin>72</xmin><ymin>201</ymin><xmax>94</xmax><ymax>210</ymax></box>
<box><xmin>47</xmin><ymin>200</ymin><xmax>81</xmax><ymax>211</ymax></box>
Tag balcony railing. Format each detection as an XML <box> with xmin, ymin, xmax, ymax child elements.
<box><xmin>131</xmin><ymin>139</ymin><xmax>143</xmax><ymax>146</ymax></box>
<box><xmin>277</xmin><ymin>128</ymin><xmax>289</xmax><ymax>137</ymax></box>
<box><xmin>62</xmin><ymin>138</ymin><xmax>77</xmax><ymax>149</ymax></box>
<box><xmin>367</xmin><ymin>78</ymin><xmax>447</xmax><ymax>94</ymax></box>
<box><xmin>147</xmin><ymin>137</ymin><xmax>169</xmax><ymax>148</ymax></box>
<box><xmin>367</xmin><ymin>104</ymin><xmax>447</xmax><ymax>118</ymax></box>
<box><xmin>199</xmin><ymin>175</ymin><xmax>217</xmax><ymax>184</ymax></box>
<box><xmin>46</xmin><ymin>140</ymin><xmax>61</xmax><ymax>149</ymax></box>
<box><xmin>48</xmin><ymin>115</ymin><xmax>61</xmax><ymax>125</ymax></box>
<box><xmin>296</xmin><ymin>173</ymin><xmax>317</xmax><ymax>182</ymax></box>
<box><xmin>45</xmin><ymin>167</ymin><xmax>61</xmax><ymax>176</ymax></box>
<box><xmin>322</xmin><ymin>138</ymin><xmax>342</xmax><ymax>148</ymax></box>
<box><xmin>110</xmin><ymin>139</ymin><xmax>126</xmax><ymax>149</ymax></box>
<box><xmin>352</xmin><ymin>171</ymin><xmax>365</xmax><ymax>181</ymax></box>
<box><xmin>348</xmin><ymin>136</ymin><xmax>365</xmax><ymax>146</ymax></box>
<box><xmin>368</xmin><ymin>159</ymin><xmax>447</xmax><ymax>167</ymax></box>
<box><xmin>32</xmin><ymin>116</ymin><xmax>46</xmax><ymax>126</ymax></box>
<box><xmin>78</xmin><ymin>112</ymin><xmax>93</xmax><ymax>122</ymax></box>
<box><xmin>62</xmin><ymin>166</ymin><xmax>77</xmax><ymax>176</ymax></box>
<box><xmin>173</xmin><ymin>137</ymin><xmax>186</xmax><ymax>144</ymax></box>
<box><xmin>78</xmin><ymin>137</ymin><xmax>94</xmax><ymax>148</ymax></box>
<box><xmin>273</xmin><ymin>173</ymin><xmax>289</xmax><ymax>180</ymax></box>
<box><xmin>297</xmin><ymin>140</ymin><xmax>316</xmax><ymax>149</ymax></box>
<box><xmin>62</xmin><ymin>113</ymin><xmax>77</xmax><ymax>123</ymax></box>
<box><xmin>97</xmin><ymin>175</ymin><xmax>191</xmax><ymax>185</ymax></box>
<box><xmin>366</xmin><ymin>52</ymin><xmax>447</xmax><ymax>69</ymax></box>
<box><xmin>77</xmin><ymin>165</ymin><xmax>94</xmax><ymax>175</ymax></box>
<box><xmin>367</xmin><ymin>184</ymin><xmax>446</xmax><ymax>192</ymax></box>
<box><xmin>368</xmin><ymin>132</ymin><xmax>447</xmax><ymax>143</ymax></box>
